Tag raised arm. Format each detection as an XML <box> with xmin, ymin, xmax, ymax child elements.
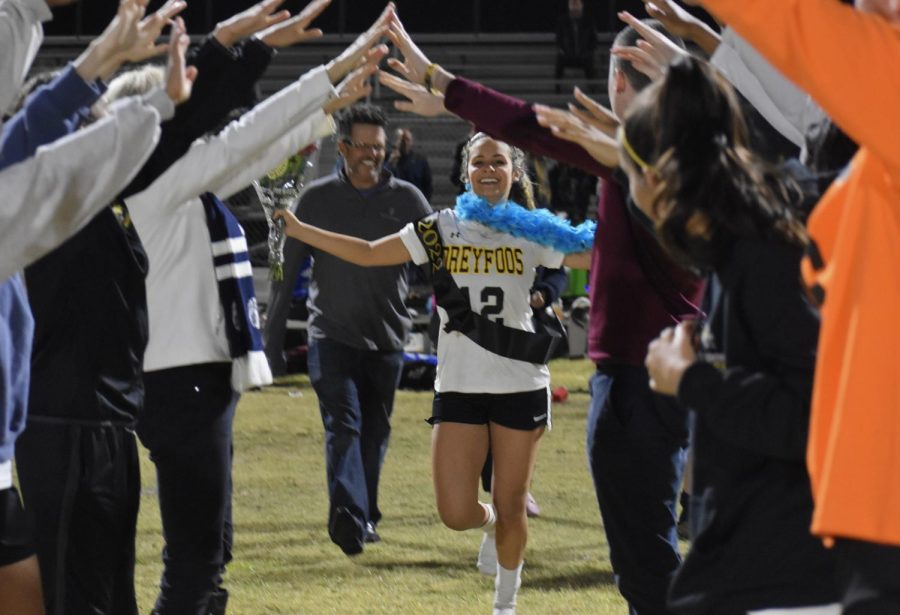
<box><xmin>127</xmin><ymin>64</ymin><xmax>336</xmax><ymax>212</ymax></box>
<box><xmin>0</xmin><ymin>0</ymin><xmax>52</xmax><ymax>114</ymax></box>
<box><xmin>699</xmin><ymin>0</ymin><xmax>900</xmax><ymax>169</ymax></box>
<box><xmin>127</xmin><ymin>3</ymin><xmax>390</xmax><ymax>211</ymax></box>
<box><xmin>382</xmin><ymin>13</ymin><xmax>612</xmax><ymax>179</ymax></box>
<box><xmin>710</xmin><ymin>27</ymin><xmax>824</xmax><ymax>148</ymax></box>
<box><xmin>275</xmin><ymin>209</ymin><xmax>412</xmax><ymax>267</ymax></box>
<box><xmin>213</xmin><ymin>62</ymin><xmax>379</xmax><ymax>200</ymax></box>
<box><xmin>0</xmin><ymin>89</ymin><xmax>173</xmax><ymax>283</ymax></box>
<box><xmin>0</xmin><ymin>0</ymin><xmax>183</xmax><ymax>167</ymax></box>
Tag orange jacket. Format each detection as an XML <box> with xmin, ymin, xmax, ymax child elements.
<box><xmin>702</xmin><ymin>0</ymin><xmax>900</xmax><ymax>546</ymax></box>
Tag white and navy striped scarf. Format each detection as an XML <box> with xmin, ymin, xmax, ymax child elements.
<box><xmin>201</xmin><ymin>192</ymin><xmax>272</xmax><ymax>391</ymax></box>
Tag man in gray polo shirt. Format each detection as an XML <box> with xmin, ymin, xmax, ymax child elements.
<box><xmin>272</xmin><ymin>104</ymin><xmax>431</xmax><ymax>555</ymax></box>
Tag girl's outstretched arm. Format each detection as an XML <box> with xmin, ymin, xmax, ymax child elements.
<box><xmin>275</xmin><ymin>209</ymin><xmax>412</xmax><ymax>267</ymax></box>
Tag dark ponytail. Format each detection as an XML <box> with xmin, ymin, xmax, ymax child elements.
<box><xmin>622</xmin><ymin>56</ymin><xmax>807</xmax><ymax>270</ymax></box>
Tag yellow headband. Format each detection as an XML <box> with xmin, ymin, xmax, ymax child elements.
<box><xmin>618</xmin><ymin>125</ymin><xmax>651</xmax><ymax>171</ymax></box>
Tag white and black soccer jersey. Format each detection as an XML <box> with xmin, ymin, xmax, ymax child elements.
<box><xmin>399</xmin><ymin>209</ymin><xmax>565</xmax><ymax>394</ymax></box>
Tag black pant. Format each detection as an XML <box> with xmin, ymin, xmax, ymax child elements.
<box><xmin>587</xmin><ymin>365</ymin><xmax>689</xmax><ymax>615</ymax></box>
<box><xmin>137</xmin><ymin>363</ymin><xmax>238</xmax><ymax>615</ymax></box>
<box><xmin>835</xmin><ymin>538</ymin><xmax>900</xmax><ymax>614</ymax></box>
<box><xmin>16</xmin><ymin>420</ymin><xmax>140</xmax><ymax>615</ymax></box>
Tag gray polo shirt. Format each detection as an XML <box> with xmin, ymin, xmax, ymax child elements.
<box><xmin>295</xmin><ymin>169</ymin><xmax>432</xmax><ymax>351</ymax></box>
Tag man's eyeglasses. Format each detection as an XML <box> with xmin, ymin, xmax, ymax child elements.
<box><xmin>342</xmin><ymin>139</ymin><xmax>386</xmax><ymax>152</ymax></box>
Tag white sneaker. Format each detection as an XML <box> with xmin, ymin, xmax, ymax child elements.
<box><xmin>492</xmin><ymin>608</ymin><xmax>515</xmax><ymax>615</ymax></box>
<box><xmin>477</xmin><ymin>529</ymin><xmax>497</xmax><ymax>576</ymax></box>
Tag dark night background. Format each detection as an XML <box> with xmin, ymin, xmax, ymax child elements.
<box><xmin>43</xmin><ymin>0</ymin><xmax>685</xmax><ymax>36</ymax></box>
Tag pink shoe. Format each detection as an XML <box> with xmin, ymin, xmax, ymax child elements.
<box><xmin>525</xmin><ymin>492</ymin><xmax>541</xmax><ymax>518</ymax></box>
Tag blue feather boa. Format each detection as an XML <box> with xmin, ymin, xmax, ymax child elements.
<box><xmin>453</xmin><ymin>192</ymin><xmax>596</xmax><ymax>254</ymax></box>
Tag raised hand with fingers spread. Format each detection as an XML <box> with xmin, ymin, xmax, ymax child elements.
<box><xmin>384</xmin><ymin>12</ymin><xmax>456</xmax><ymax>95</ymax></box>
<box><xmin>618</xmin><ymin>10</ymin><xmax>689</xmax><ymax>68</ymax></box>
<box><xmin>213</xmin><ymin>0</ymin><xmax>291</xmax><ymax>49</ymax></box>
<box><xmin>257</xmin><ymin>0</ymin><xmax>331</xmax><ymax>48</ymax></box>
<box><xmin>378</xmin><ymin>72</ymin><xmax>448</xmax><ymax>117</ymax></box>
<box><xmin>533</xmin><ymin>103</ymin><xmax>619</xmax><ymax>168</ymax></box>
<box><xmin>644</xmin><ymin>0</ymin><xmax>720</xmax><ymax>55</ymax></box>
<box><xmin>323</xmin><ymin>48</ymin><xmax>388</xmax><ymax>115</ymax></box>
<box><xmin>165</xmin><ymin>16</ymin><xmax>198</xmax><ymax>105</ymax></box>
<box><xmin>73</xmin><ymin>0</ymin><xmax>147</xmax><ymax>82</ymax></box>
<box><xmin>611</xmin><ymin>43</ymin><xmax>666</xmax><ymax>82</ymax></box>
<box><xmin>325</xmin><ymin>2</ymin><xmax>394</xmax><ymax>84</ymax></box>
<box><xmin>572</xmin><ymin>86</ymin><xmax>619</xmax><ymax>137</ymax></box>
<box><xmin>94</xmin><ymin>0</ymin><xmax>189</xmax><ymax>80</ymax></box>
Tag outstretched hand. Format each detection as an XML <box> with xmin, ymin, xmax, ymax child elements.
<box><xmin>384</xmin><ymin>13</ymin><xmax>431</xmax><ymax>86</ymax></box>
<box><xmin>258</xmin><ymin>0</ymin><xmax>331</xmax><ymax>48</ymax></box>
<box><xmin>610</xmin><ymin>43</ymin><xmax>666</xmax><ymax>82</ymax></box>
<box><xmin>643</xmin><ymin>0</ymin><xmax>701</xmax><ymax>39</ymax></box>
<box><xmin>213</xmin><ymin>0</ymin><xmax>291</xmax><ymax>49</ymax></box>
<box><xmin>533</xmin><ymin>103</ymin><xmax>619</xmax><ymax>168</ymax></box>
<box><xmin>618</xmin><ymin>10</ymin><xmax>689</xmax><ymax>67</ymax></box>
<box><xmin>643</xmin><ymin>1</ymin><xmax>721</xmax><ymax>55</ymax></box>
<box><xmin>166</xmin><ymin>17</ymin><xmax>198</xmax><ymax>105</ymax></box>
<box><xmin>378</xmin><ymin>71</ymin><xmax>448</xmax><ymax>117</ymax></box>
<box><xmin>325</xmin><ymin>3</ymin><xmax>393</xmax><ymax>84</ymax></box>
<box><xmin>75</xmin><ymin>0</ymin><xmax>147</xmax><ymax>82</ymax></box>
<box><xmin>571</xmin><ymin>87</ymin><xmax>619</xmax><ymax>137</ymax></box>
<box><xmin>323</xmin><ymin>46</ymin><xmax>388</xmax><ymax>115</ymax></box>
<box><xmin>111</xmin><ymin>0</ymin><xmax>188</xmax><ymax>66</ymax></box>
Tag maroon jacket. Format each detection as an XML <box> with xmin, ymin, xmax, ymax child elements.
<box><xmin>444</xmin><ymin>77</ymin><xmax>704</xmax><ymax>365</ymax></box>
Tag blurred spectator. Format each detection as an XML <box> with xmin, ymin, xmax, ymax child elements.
<box><xmin>386</xmin><ymin>127</ymin><xmax>433</xmax><ymax>201</ymax></box>
<box><xmin>555</xmin><ymin>0</ymin><xmax>598</xmax><ymax>92</ymax></box>
<box><xmin>549</xmin><ymin>161</ymin><xmax>595</xmax><ymax>224</ymax></box>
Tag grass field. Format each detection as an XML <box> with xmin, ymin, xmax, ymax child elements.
<box><xmin>134</xmin><ymin>358</ymin><xmax>630</xmax><ymax>614</ymax></box>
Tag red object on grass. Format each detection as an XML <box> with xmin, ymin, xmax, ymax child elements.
<box><xmin>551</xmin><ymin>386</ymin><xmax>568</xmax><ymax>403</ymax></box>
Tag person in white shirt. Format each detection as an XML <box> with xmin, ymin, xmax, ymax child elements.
<box><xmin>277</xmin><ymin>132</ymin><xmax>591</xmax><ymax>615</ymax></box>
<box><xmin>112</xmin><ymin>3</ymin><xmax>390</xmax><ymax>611</ymax></box>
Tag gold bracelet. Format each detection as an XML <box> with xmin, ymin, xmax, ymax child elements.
<box><xmin>424</xmin><ymin>62</ymin><xmax>441</xmax><ymax>95</ymax></box>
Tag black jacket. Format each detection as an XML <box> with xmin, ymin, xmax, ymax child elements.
<box><xmin>26</xmin><ymin>38</ymin><xmax>274</xmax><ymax>424</ymax></box>
<box><xmin>669</xmin><ymin>239</ymin><xmax>837</xmax><ymax>614</ymax></box>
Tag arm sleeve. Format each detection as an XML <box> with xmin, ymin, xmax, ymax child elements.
<box><xmin>677</xmin><ymin>249</ymin><xmax>819</xmax><ymax>461</ymax></box>
<box><xmin>702</xmin><ymin>0</ymin><xmax>900</xmax><ymax>169</ymax></box>
<box><xmin>537</xmin><ymin>246</ymin><xmax>566</xmax><ymax>270</ymax></box>
<box><xmin>443</xmin><ymin>77</ymin><xmax>612</xmax><ymax>179</ymax></box>
<box><xmin>397</xmin><ymin>222</ymin><xmax>429</xmax><ymax>265</ymax></box>
<box><xmin>0</xmin><ymin>0</ymin><xmax>51</xmax><ymax>115</ymax></box>
<box><xmin>0</xmin><ymin>90</ymin><xmax>170</xmax><ymax>283</ymax></box>
<box><xmin>0</xmin><ymin>64</ymin><xmax>104</xmax><ymax>169</ymax></box>
<box><xmin>119</xmin><ymin>36</ymin><xmax>275</xmax><ymax>198</ymax></box>
<box><xmin>533</xmin><ymin>266</ymin><xmax>568</xmax><ymax>303</ymax></box>
<box><xmin>126</xmin><ymin>65</ymin><xmax>334</xmax><ymax>214</ymax></box>
<box><xmin>711</xmin><ymin>28</ymin><xmax>825</xmax><ymax>148</ymax></box>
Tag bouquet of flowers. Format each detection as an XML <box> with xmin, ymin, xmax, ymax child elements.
<box><xmin>254</xmin><ymin>143</ymin><xmax>318</xmax><ymax>281</ymax></box>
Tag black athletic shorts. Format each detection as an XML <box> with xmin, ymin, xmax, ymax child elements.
<box><xmin>429</xmin><ymin>387</ymin><xmax>550</xmax><ymax>431</ymax></box>
<box><xmin>0</xmin><ymin>487</ymin><xmax>35</xmax><ymax>567</ymax></box>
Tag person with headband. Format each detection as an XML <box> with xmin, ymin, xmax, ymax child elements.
<box><xmin>626</xmin><ymin>55</ymin><xmax>838</xmax><ymax>615</ymax></box>
<box><xmin>691</xmin><ymin>0</ymin><xmax>900</xmax><ymax>611</ymax></box>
